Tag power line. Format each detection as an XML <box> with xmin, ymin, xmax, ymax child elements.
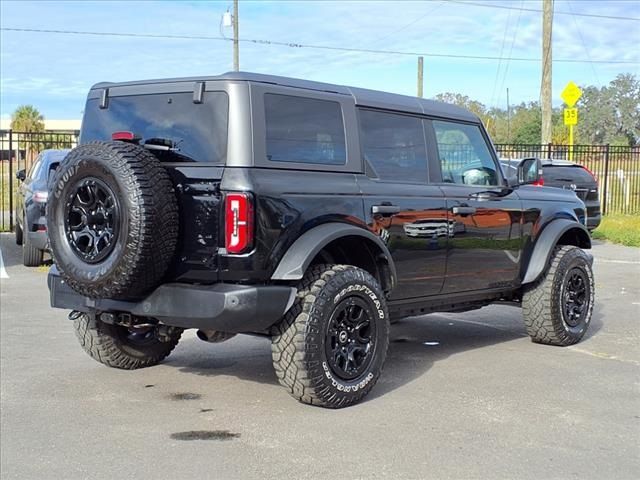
<box><xmin>567</xmin><ymin>0</ymin><xmax>600</xmax><ymax>85</ymax></box>
<box><xmin>2</xmin><ymin>27</ymin><xmax>638</xmax><ymax>64</ymax></box>
<box><xmin>490</xmin><ymin>2</ymin><xmax>513</xmax><ymax>109</ymax></box>
<box><xmin>445</xmin><ymin>0</ymin><xmax>640</xmax><ymax>21</ymax></box>
<box><xmin>496</xmin><ymin>0</ymin><xmax>525</xmax><ymax>109</ymax></box>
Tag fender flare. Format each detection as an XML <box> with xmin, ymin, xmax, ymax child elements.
<box><xmin>522</xmin><ymin>219</ymin><xmax>591</xmax><ymax>284</ymax></box>
<box><xmin>270</xmin><ymin>222</ymin><xmax>397</xmax><ymax>287</ymax></box>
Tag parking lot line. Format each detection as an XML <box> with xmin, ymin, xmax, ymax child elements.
<box><xmin>0</xmin><ymin>247</ymin><xmax>8</xmax><ymax>279</ymax></box>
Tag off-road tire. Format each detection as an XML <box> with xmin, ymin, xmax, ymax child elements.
<box><xmin>271</xmin><ymin>264</ymin><xmax>390</xmax><ymax>408</ymax></box>
<box><xmin>15</xmin><ymin>216</ymin><xmax>23</xmax><ymax>245</ymax></box>
<box><xmin>73</xmin><ymin>313</ymin><xmax>182</xmax><ymax>369</ymax></box>
<box><xmin>47</xmin><ymin>141</ymin><xmax>178</xmax><ymax>299</ymax></box>
<box><xmin>523</xmin><ymin>245</ymin><xmax>594</xmax><ymax>346</ymax></box>
<box><xmin>22</xmin><ymin>217</ymin><xmax>43</xmax><ymax>267</ymax></box>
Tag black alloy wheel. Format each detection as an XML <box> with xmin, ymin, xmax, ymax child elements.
<box><xmin>65</xmin><ymin>177</ymin><xmax>119</xmax><ymax>264</ymax></box>
<box><xmin>561</xmin><ymin>268</ymin><xmax>588</xmax><ymax>327</ymax></box>
<box><xmin>326</xmin><ymin>296</ymin><xmax>376</xmax><ymax>381</ymax></box>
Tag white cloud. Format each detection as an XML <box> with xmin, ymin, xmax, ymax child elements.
<box><xmin>0</xmin><ymin>0</ymin><xmax>638</xmax><ymax>117</ymax></box>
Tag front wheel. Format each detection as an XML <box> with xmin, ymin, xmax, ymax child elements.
<box><xmin>73</xmin><ymin>314</ymin><xmax>182</xmax><ymax>369</ymax></box>
<box><xmin>523</xmin><ymin>245</ymin><xmax>595</xmax><ymax>346</ymax></box>
<box><xmin>271</xmin><ymin>265</ymin><xmax>390</xmax><ymax>408</ymax></box>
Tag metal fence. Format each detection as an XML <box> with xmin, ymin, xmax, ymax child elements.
<box><xmin>495</xmin><ymin>143</ymin><xmax>640</xmax><ymax>215</ymax></box>
<box><xmin>1</xmin><ymin>130</ymin><xmax>79</xmax><ymax>231</ymax></box>
<box><xmin>0</xmin><ymin>130</ymin><xmax>638</xmax><ymax>231</ymax></box>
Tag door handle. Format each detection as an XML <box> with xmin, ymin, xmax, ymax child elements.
<box><xmin>452</xmin><ymin>206</ymin><xmax>477</xmax><ymax>216</ymax></box>
<box><xmin>372</xmin><ymin>204</ymin><xmax>401</xmax><ymax>215</ymax></box>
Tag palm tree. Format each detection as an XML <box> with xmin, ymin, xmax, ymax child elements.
<box><xmin>10</xmin><ymin>105</ymin><xmax>45</xmax><ymax>168</ymax></box>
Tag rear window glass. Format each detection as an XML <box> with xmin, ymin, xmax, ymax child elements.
<box><xmin>543</xmin><ymin>165</ymin><xmax>595</xmax><ymax>183</ymax></box>
<box><xmin>359</xmin><ymin>109</ymin><xmax>428</xmax><ymax>183</ymax></box>
<box><xmin>81</xmin><ymin>91</ymin><xmax>228</xmax><ymax>163</ymax></box>
<box><xmin>264</xmin><ymin>94</ymin><xmax>346</xmax><ymax>165</ymax></box>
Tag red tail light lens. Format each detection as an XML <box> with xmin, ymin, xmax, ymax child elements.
<box><xmin>225</xmin><ymin>193</ymin><xmax>253</xmax><ymax>254</ymax></box>
<box><xmin>533</xmin><ymin>177</ymin><xmax>545</xmax><ymax>186</ymax></box>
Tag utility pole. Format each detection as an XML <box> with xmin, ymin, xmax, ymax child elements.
<box><xmin>540</xmin><ymin>0</ymin><xmax>553</xmax><ymax>145</ymax></box>
<box><xmin>506</xmin><ymin>87</ymin><xmax>511</xmax><ymax>143</ymax></box>
<box><xmin>417</xmin><ymin>56</ymin><xmax>424</xmax><ymax>98</ymax></box>
<box><xmin>233</xmin><ymin>0</ymin><xmax>239</xmax><ymax>71</ymax></box>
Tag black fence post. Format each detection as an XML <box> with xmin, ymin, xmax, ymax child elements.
<box><xmin>546</xmin><ymin>142</ymin><xmax>552</xmax><ymax>159</ymax></box>
<box><xmin>602</xmin><ymin>144</ymin><xmax>610</xmax><ymax>216</ymax></box>
<box><xmin>8</xmin><ymin>129</ymin><xmax>14</xmax><ymax>231</ymax></box>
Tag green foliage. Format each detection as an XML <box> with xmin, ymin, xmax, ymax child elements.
<box><xmin>592</xmin><ymin>215</ymin><xmax>640</xmax><ymax>247</ymax></box>
<box><xmin>433</xmin><ymin>73</ymin><xmax>639</xmax><ymax>146</ymax></box>
<box><xmin>10</xmin><ymin>105</ymin><xmax>44</xmax><ymax>133</ymax></box>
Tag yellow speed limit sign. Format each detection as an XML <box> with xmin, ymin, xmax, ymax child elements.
<box><xmin>564</xmin><ymin>107</ymin><xmax>578</xmax><ymax>126</ymax></box>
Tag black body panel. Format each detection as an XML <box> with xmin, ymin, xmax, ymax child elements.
<box><xmin>49</xmin><ymin>72</ymin><xmax>592</xmax><ymax>332</ymax></box>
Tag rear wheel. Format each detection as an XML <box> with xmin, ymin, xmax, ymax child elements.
<box><xmin>73</xmin><ymin>313</ymin><xmax>182</xmax><ymax>369</ymax></box>
<box><xmin>523</xmin><ymin>245</ymin><xmax>595</xmax><ymax>346</ymax></box>
<box><xmin>271</xmin><ymin>264</ymin><xmax>389</xmax><ymax>408</ymax></box>
<box><xmin>15</xmin><ymin>215</ymin><xmax>23</xmax><ymax>245</ymax></box>
<box><xmin>22</xmin><ymin>216</ymin><xmax>43</xmax><ymax>267</ymax></box>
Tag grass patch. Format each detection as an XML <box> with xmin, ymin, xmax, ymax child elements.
<box><xmin>592</xmin><ymin>214</ymin><xmax>640</xmax><ymax>247</ymax></box>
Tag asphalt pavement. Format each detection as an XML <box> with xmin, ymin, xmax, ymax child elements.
<box><xmin>1</xmin><ymin>233</ymin><xmax>639</xmax><ymax>479</ymax></box>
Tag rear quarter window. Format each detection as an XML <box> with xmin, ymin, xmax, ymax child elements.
<box><xmin>264</xmin><ymin>94</ymin><xmax>346</xmax><ymax>165</ymax></box>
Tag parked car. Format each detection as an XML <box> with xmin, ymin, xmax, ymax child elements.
<box><xmin>46</xmin><ymin>72</ymin><xmax>594</xmax><ymax>408</ymax></box>
<box><xmin>15</xmin><ymin>149</ymin><xmax>71</xmax><ymax>266</ymax></box>
<box><xmin>500</xmin><ymin>158</ymin><xmax>600</xmax><ymax>230</ymax></box>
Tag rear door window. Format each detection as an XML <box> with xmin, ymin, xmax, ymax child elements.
<box><xmin>81</xmin><ymin>91</ymin><xmax>228</xmax><ymax>163</ymax></box>
<box><xmin>358</xmin><ymin>109</ymin><xmax>428</xmax><ymax>183</ymax></box>
<box><xmin>264</xmin><ymin>94</ymin><xmax>346</xmax><ymax>165</ymax></box>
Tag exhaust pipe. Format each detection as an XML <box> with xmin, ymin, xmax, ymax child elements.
<box><xmin>196</xmin><ymin>330</ymin><xmax>237</xmax><ymax>343</ymax></box>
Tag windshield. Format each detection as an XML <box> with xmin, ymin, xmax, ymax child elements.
<box><xmin>81</xmin><ymin>91</ymin><xmax>228</xmax><ymax>163</ymax></box>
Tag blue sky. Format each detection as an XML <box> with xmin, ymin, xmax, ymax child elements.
<box><xmin>1</xmin><ymin>0</ymin><xmax>638</xmax><ymax>120</ymax></box>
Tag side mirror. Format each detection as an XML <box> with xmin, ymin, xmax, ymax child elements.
<box><xmin>16</xmin><ymin>169</ymin><xmax>26</xmax><ymax>182</ymax></box>
<box><xmin>517</xmin><ymin>157</ymin><xmax>542</xmax><ymax>185</ymax></box>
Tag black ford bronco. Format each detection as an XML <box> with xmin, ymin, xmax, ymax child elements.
<box><xmin>47</xmin><ymin>72</ymin><xmax>594</xmax><ymax>408</ymax></box>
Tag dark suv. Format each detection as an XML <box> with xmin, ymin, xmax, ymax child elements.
<box><xmin>15</xmin><ymin>149</ymin><xmax>71</xmax><ymax>266</ymax></box>
<box><xmin>501</xmin><ymin>158</ymin><xmax>600</xmax><ymax>230</ymax></box>
<box><xmin>47</xmin><ymin>72</ymin><xmax>594</xmax><ymax>408</ymax></box>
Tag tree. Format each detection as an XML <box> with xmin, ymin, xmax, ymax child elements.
<box><xmin>10</xmin><ymin>105</ymin><xmax>45</xmax><ymax>168</ymax></box>
<box><xmin>10</xmin><ymin>105</ymin><xmax>44</xmax><ymax>133</ymax></box>
<box><xmin>433</xmin><ymin>73</ymin><xmax>639</xmax><ymax>146</ymax></box>
<box><xmin>577</xmin><ymin>73</ymin><xmax>639</xmax><ymax>146</ymax></box>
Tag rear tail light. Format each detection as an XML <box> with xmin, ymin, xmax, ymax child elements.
<box><xmin>532</xmin><ymin>177</ymin><xmax>544</xmax><ymax>187</ymax></box>
<box><xmin>33</xmin><ymin>191</ymin><xmax>49</xmax><ymax>202</ymax></box>
<box><xmin>111</xmin><ymin>131</ymin><xmax>140</xmax><ymax>142</ymax></box>
<box><xmin>225</xmin><ymin>192</ymin><xmax>253</xmax><ymax>254</ymax></box>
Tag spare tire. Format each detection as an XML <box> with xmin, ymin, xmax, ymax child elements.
<box><xmin>47</xmin><ymin>141</ymin><xmax>178</xmax><ymax>300</ymax></box>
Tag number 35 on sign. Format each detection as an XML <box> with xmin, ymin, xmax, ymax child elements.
<box><xmin>564</xmin><ymin>108</ymin><xmax>578</xmax><ymax>126</ymax></box>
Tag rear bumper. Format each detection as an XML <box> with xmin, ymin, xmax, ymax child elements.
<box><xmin>48</xmin><ymin>268</ymin><xmax>296</xmax><ymax>333</ymax></box>
<box><xmin>586</xmin><ymin>213</ymin><xmax>601</xmax><ymax>231</ymax></box>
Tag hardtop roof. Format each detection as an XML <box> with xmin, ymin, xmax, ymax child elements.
<box><xmin>91</xmin><ymin>71</ymin><xmax>479</xmax><ymax>122</ymax></box>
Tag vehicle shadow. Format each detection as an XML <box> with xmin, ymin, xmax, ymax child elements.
<box><xmin>168</xmin><ymin>303</ymin><xmax>604</xmax><ymax>402</ymax></box>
